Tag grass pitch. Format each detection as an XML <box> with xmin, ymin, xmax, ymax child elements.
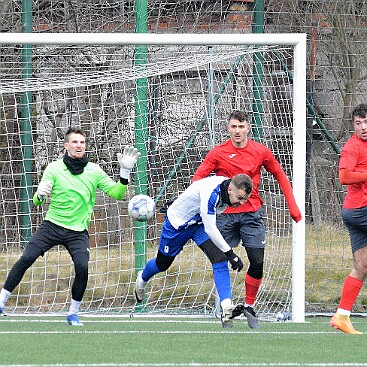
<box><xmin>1</xmin><ymin>314</ymin><xmax>367</xmax><ymax>367</ymax></box>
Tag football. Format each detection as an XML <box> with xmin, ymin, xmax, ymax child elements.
<box><xmin>128</xmin><ymin>194</ymin><xmax>156</xmax><ymax>222</ymax></box>
<box><xmin>276</xmin><ymin>311</ymin><xmax>291</xmax><ymax>322</ymax></box>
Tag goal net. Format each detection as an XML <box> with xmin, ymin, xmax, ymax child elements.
<box><xmin>0</xmin><ymin>33</ymin><xmax>306</xmax><ymax>321</ymax></box>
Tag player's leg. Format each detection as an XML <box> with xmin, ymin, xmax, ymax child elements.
<box><xmin>0</xmin><ymin>221</ymin><xmax>54</xmax><ymax>315</ymax></box>
<box><xmin>134</xmin><ymin>251</ymin><xmax>175</xmax><ymax>303</ymax></box>
<box><xmin>212</xmin><ymin>214</ymin><xmax>247</xmax><ymax>327</ymax></box>
<box><xmin>331</xmin><ymin>207</ymin><xmax>367</xmax><ymax>334</ymax></box>
<box><xmin>216</xmin><ymin>213</ymin><xmax>242</xmax><ymax>248</ymax></box>
<box><xmin>238</xmin><ymin>210</ymin><xmax>265</xmax><ymax>329</ymax></box>
<box><xmin>330</xmin><ymin>269</ymin><xmax>363</xmax><ymax>334</ymax></box>
<box><xmin>243</xmin><ymin>246</ymin><xmax>264</xmax><ymax>304</ymax></box>
<box><xmin>134</xmin><ymin>217</ymin><xmax>185</xmax><ymax>303</ymax></box>
<box><xmin>0</xmin><ymin>243</ymin><xmax>43</xmax><ymax>315</ymax></box>
<box><xmin>197</xmin><ymin>234</ymin><xmax>243</xmax><ymax>328</ymax></box>
<box><xmin>64</xmin><ymin>229</ymin><xmax>90</xmax><ymax>326</ymax></box>
<box><xmin>241</xmin><ymin>247</ymin><xmax>263</xmax><ymax>329</ymax></box>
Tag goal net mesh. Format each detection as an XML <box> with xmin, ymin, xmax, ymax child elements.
<box><xmin>0</xmin><ymin>41</ymin><xmax>297</xmax><ymax>319</ymax></box>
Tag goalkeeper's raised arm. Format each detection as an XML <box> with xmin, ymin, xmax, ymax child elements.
<box><xmin>117</xmin><ymin>146</ymin><xmax>141</xmax><ymax>183</ymax></box>
<box><xmin>105</xmin><ymin>145</ymin><xmax>141</xmax><ymax>200</ymax></box>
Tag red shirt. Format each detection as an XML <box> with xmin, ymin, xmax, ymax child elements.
<box><xmin>339</xmin><ymin>133</ymin><xmax>367</xmax><ymax>209</ymax></box>
<box><xmin>192</xmin><ymin>139</ymin><xmax>301</xmax><ymax>221</ymax></box>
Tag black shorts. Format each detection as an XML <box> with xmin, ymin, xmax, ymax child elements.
<box><xmin>29</xmin><ymin>220</ymin><xmax>90</xmax><ymax>257</ymax></box>
<box><xmin>216</xmin><ymin>209</ymin><xmax>266</xmax><ymax>249</ymax></box>
<box><xmin>342</xmin><ymin>206</ymin><xmax>367</xmax><ymax>253</ymax></box>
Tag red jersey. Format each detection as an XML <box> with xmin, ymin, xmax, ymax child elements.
<box><xmin>339</xmin><ymin>133</ymin><xmax>367</xmax><ymax>209</ymax></box>
<box><xmin>192</xmin><ymin>139</ymin><xmax>301</xmax><ymax>221</ymax></box>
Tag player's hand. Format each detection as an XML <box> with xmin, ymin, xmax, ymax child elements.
<box><xmin>159</xmin><ymin>199</ymin><xmax>175</xmax><ymax>213</ymax></box>
<box><xmin>291</xmin><ymin>209</ymin><xmax>302</xmax><ymax>223</ymax></box>
<box><xmin>37</xmin><ymin>180</ymin><xmax>53</xmax><ymax>201</ymax></box>
<box><xmin>225</xmin><ymin>249</ymin><xmax>244</xmax><ymax>272</ymax></box>
<box><xmin>117</xmin><ymin>146</ymin><xmax>141</xmax><ymax>180</ymax></box>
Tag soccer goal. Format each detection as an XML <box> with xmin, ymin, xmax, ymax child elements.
<box><xmin>0</xmin><ymin>32</ymin><xmax>306</xmax><ymax>321</ymax></box>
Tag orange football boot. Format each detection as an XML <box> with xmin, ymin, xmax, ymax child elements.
<box><xmin>330</xmin><ymin>313</ymin><xmax>362</xmax><ymax>334</ymax></box>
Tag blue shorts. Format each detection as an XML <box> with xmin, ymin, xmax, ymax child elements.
<box><xmin>216</xmin><ymin>209</ymin><xmax>266</xmax><ymax>248</ymax></box>
<box><xmin>158</xmin><ymin>217</ymin><xmax>209</xmax><ymax>256</ymax></box>
<box><xmin>342</xmin><ymin>206</ymin><xmax>367</xmax><ymax>252</ymax></box>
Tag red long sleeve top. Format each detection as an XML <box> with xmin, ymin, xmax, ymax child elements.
<box><xmin>339</xmin><ymin>133</ymin><xmax>367</xmax><ymax>209</ymax></box>
<box><xmin>192</xmin><ymin>139</ymin><xmax>301</xmax><ymax>222</ymax></box>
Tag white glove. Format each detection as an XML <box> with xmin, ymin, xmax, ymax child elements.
<box><xmin>117</xmin><ymin>146</ymin><xmax>141</xmax><ymax>180</ymax></box>
<box><xmin>37</xmin><ymin>180</ymin><xmax>53</xmax><ymax>201</ymax></box>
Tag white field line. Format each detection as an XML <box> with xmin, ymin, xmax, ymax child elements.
<box><xmin>1</xmin><ymin>363</ymin><xmax>367</xmax><ymax>367</ymax></box>
<box><xmin>0</xmin><ymin>329</ymin><xmax>351</xmax><ymax>335</ymax></box>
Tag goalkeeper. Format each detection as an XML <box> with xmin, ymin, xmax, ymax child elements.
<box><xmin>134</xmin><ymin>173</ymin><xmax>253</xmax><ymax>328</ymax></box>
<box><xmin>192</xmin><ymin>110</ymin><xmax>302</xmax><ymax>329</ymax></box>
<box><xmin>0</xmin><ymin>127</ymin><xmax>140</xmax><ymax>326</ymax></box>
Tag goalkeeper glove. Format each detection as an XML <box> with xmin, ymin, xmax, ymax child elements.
<box><xmin>225</xmin><ymin>249</ymin><xmax>243</xmax><ymax>272</ymax></box>
<box><xmin>117</xmin><ymin>146</ymin><xmax>141</xmax><ymax>180</ymax></box>
<box><xmin>37</xmin><ymin>180</ymin><xmax>53</xmax><ymax>201</ymax></box>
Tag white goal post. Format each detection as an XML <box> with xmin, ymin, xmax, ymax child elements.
<box><xmin>0</xmin><ymin>32</ymin><xmax>306</xmax><ymax>322</ymax></box>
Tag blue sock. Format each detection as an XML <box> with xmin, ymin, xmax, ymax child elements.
<box><xmin>212</xmin><ymin>261</ymin><xmax>231</xmax><ymax>302</ymax></box>
<box><xmin>141</xmin><ymin>258</ymin><xmax>161</xmax><ymax>282</ymax></box>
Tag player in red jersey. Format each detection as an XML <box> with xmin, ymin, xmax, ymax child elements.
<box><xmin>192</xmin><ymin>110</ymin><xmax>302</xmax><ymax>328</ymax></box>
<box><xmin>330</xmin><ymin>104</ymin><xmax>367</xmax><ymax>335</ymax></box>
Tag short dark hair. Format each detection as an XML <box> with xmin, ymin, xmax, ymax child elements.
<box><xmin>228</xmin><ymin>110</ymin><xmax>249</xmax><ymax>123</ymax></box>
<box><xmin>231</xmin><ymin>173</ymin><xmax>253</xmax><ymax>196</ymax></box>
<box><xmin>64</xmin><ymin>127</ymin><xmax>87</xmax><ymax>142</ymax></box>
<box><xmin>352</xmin><ymin>104</ymin><xmax>367</xmax><ymax>121</ymax></box>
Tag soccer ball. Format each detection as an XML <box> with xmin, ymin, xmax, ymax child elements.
<box><xmin>276</xmin><ymin>311</ymin><xmax>291</xmax><ymax>322</ymax></box>
<box><xmin>128</xmin><ymin>194</ymin><xmax>156</xmax><ymax>222</ymax></box>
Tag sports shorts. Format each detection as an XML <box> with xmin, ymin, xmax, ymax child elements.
<box><xmin>29</xmin><ymin>220</ymin><xmax>90</xmax><ymax>257</ymax></box>
<box><xmin>158</xmin><ymin>217</ymin><xmax>209</xmax><ymax>257</ymax></box>
<box><xmin>216</xmin><ymin>209</ymin><xmax>266</xmax><ymax>249</ymax></box>
<box><xmin>342</xmin><ymin>206</ymin><xmax>367</xmax><ymax>252</ymax></box>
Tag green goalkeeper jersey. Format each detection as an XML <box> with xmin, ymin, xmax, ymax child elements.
<box><xmin>33</xmin><ymin>159</ymin><xmax>127</xmax><ymax>232</ymax></box>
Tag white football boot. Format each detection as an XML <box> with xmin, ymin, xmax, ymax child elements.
<box><xmin>221</xmin><ymin>303</ymin><xmax>244</xmax><ymax>328</ymax></box>
<box><xmin>134</xmin><ymin>271</ymin><xmax>147</xmax><ymax>303</ymax></box>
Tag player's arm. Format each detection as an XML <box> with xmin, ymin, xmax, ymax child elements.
<box><xmin>33</xmin><ymin>180</ymin><xmax>53</xmax><ymax>206</ymax></box>
<box><xmin>33</xmin><ymin>167</ymin><xmax>54</xmax><ymax>206</ymax></box>
<box><xmin>201</xmin><ymin>211</ymin><xmax>231</xmax><ymax>253</ymax></box>
<box><xmin>98</xmin><ymin>174</ymin><xmax>127</xmax><ymax>201</ymax></box>
<box><xmin>201</xmin><ymin>211</ymin><xmax>243</xmax><ymax>271</ymax></box>
<box><xmin>106</xmin><ymin>181</ymin><xmax>128</xmax><ymax>200</ymax></box>
<box><xmin>104</xmin><ymin>146</ymin><xmax>141</xmax><ymax>200</ymax></box>
<box><xmin>265</xmin><ymin>153</ymin><xmax>302</xmax><ymax>223</ymax></box>
<box><xmin>338</xmin><ymin>145</ymin><xmax>367</xmax><ymax>184</ymax></box>
<box><xmin>200</xmin><ymin>189</ymin><xmax>243</xmax><ymax>271</ymax></box>
<box><xmin>192</xmin><ymin>150</ymin><xmax>217</xmax><ymax>182</ymax></box>
<box><xmin>117</xmin><ymin>146</ymin><xmax>141</xmax><ymax>184</ymax></box>
<box><xmin>339</xmin><ymin>168</ymin><xmax>367</xmax><ymax>184</ymax></box>
<box><xmin>99</xmin><ymin>146</ymin><xmax>141</xmax><ymax>201</ymax></box>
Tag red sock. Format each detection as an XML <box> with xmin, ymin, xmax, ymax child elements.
<box><xmin>339</xmin><ymin>276</ymin><xmax>363</xmax><ymax>311</ymax></box>
<box><xmin>245</xmin><ymin>273</ymin><xmax>262</xmax><ymax>306</ymax></box>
